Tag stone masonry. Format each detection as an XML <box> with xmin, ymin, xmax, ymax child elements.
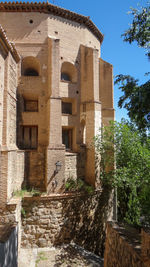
<box><xmin>21</xmin><ymin>189</ymin><xmax>114</xmax><ymax>256</ymax></box>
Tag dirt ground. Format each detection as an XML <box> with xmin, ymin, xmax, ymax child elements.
<box><xmin>19</xmin><ymin>243</ymin><xmax>104</xmax><ymax>267</ymax></box>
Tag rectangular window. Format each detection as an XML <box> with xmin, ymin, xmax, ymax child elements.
<box><xmin>21</xmin><ymin>126</ymin><xmax>38</xmax><ymax>149</ymax></box>
<box><xmin>62</xmin><ymin>129</ymin><xmax>72</xmax><ymax>150</ymax></box>
<box><xmin>24</xmin><ymin>100</ymin><xmax>38</xmax><ymax>112</ymax></box>
<box><xmin>62</xmin><ymin>102</ymin><xmax>72</xmax><ymax>115</ymax></box>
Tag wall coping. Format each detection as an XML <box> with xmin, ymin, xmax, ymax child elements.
<box><xmin>0</xmin><ymin>24</ymin><xmax>20</xmax><ymax>62</ymax></box>
<box><xmin>107</xmin><ymin>221</ymin><xmax>141</xmax><ymax>255</ymax></box>
<box><xmin>22</xmin><ymin>189</ymin><xmax>103</xmax><ymax>202</ymax></box>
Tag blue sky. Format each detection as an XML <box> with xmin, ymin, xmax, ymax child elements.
<box><xmin>6</xmin><ymin>0</ymin><xmax>149</xmax><ymax>121</ymax></box>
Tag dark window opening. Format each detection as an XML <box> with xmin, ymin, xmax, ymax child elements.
<box><xmin>29</xmin><ymin>19</ymin><xmax>33</xmax><ymax>24</ymax></box>
<box><xmin>62</xmin><ymin>129</ymin><xmax>72</xmax><ymax>150</ymax></box>
<box><xmin>62</xmin><ymin>102</ymin><xmax>72</xmax><ymax>115</ymax></box>
<box><xmin>24</xmin><ymin>68</ymin><xmax>38</xmax><ymax>76</ymax></box>
<box><xmin>61</xmin><ymin>72</ymin><xmax>71</xmax><ymax>82</ymax></box>
<box><xmin>24</xmin><ymin>100</ymin><xmax>38</xmax><ymax>112</ymax></box>
<box><xmin>21</xmin><ymin>126</ymin><xmax>38</xmax><ymax>149</ymax></box>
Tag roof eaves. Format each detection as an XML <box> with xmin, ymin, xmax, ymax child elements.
<box><xmin>0</xmin><ymin>24</ymin><xmax>20</xmax><ymax>62</ymax></box>
<box><xmin>0</xmin><ymin>1</ymin><xmax>104</xmax><ymax>43</ymax></box>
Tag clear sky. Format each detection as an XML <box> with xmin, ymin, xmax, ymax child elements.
<box><xmin>6</xmin><ymin>0</ymin><xmax>150</xmax><ymax>121</ymax></box>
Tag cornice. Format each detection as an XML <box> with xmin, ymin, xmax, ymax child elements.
<box><xmin>0</xmin><ymin>24</ymin><xmax>20</xmax><ymax>62</ymax></box>
<box><xmin>0</xmin><ymin>1</ymin><xmax>104</xmax><ymax>43</ymax></box>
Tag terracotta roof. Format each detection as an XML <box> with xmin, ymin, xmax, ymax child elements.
<box><xmin>0</xmin><ymin>24</ymin><xmax>20</xmax><ymax>62</ymax></box>
<box><xmin>0</xmin><ymin>1</ymin><xmax>104</xmax><ymax>43</ymax></box>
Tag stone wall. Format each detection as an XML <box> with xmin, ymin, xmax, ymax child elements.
<box><xmin>0</xmin><ymin>199</ymin><xmax>21</xmax><ymax>226</ymax></box>
<box><xmin>104</xmin><ymin>222</ymin><xmax>150</xmax><ymax>267</ymax></box>
<box><xmin>0</xmin><ymin>204</ymin><xmax>17</xmax><ymax>226</ymax></box>
<box><xmin>21</xmin><ymin>188</ymin><xmax>114</xmax><ymax>256</ymax></box>
<box><xmin>65</xmin><ymin>152</ymin><xmax>77</xmax><ymax>180</ymax></box>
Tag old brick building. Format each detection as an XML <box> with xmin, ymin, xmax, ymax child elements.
<box><xmin>0</xmin><ymin>1</ymin><xmax>114</xmax><ymax>204</ymax></box>
<box><xmin>0</xmin><ymin>2</ymin><xmax>115</xmax><ymax>263</ymax></box>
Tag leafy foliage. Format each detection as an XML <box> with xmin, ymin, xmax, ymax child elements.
<box><xmin>95</xmin><ymin>120</ymin><xmax>150</xmax><ymax>226</ymax></box>
<box><xmin>115</xmin><ymin>3</ymin><xmax>150</xmax><ymax>132</ymax></box>
<box><xmin>65</xmin><ymin>178</ymin><xmax>94</xmax><ymax>194</ymax></box>
<box><xmin>115</xmin><ymin>75</ymin><xmax>150</xmax><ymax>131</ymax></box>
<box><xmin>122</xmin><ymin>4</ymin><xmax>150</xmax><ymax>58</ymax></box>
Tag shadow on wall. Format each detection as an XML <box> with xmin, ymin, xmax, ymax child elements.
<box><xmin>53</xmin><ymin>187</ymin><xmax>113</xmax><ymax>257</ymax></box>
<box><xmin>0</xmin><ymin>225</ymin><xmax>18</xmax><ymax>267</ymax></box>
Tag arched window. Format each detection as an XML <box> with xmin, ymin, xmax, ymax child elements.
<box><xmin>24</xmin><ymin>68</ymin><xmax>38</xmax><ymax>76</ymax></box>
<box><xmin>21</xmin><ymin>56</ymin><xmax>40</xmax><ymax>76</ymax></box>
<box><xmin>61</xmin><ymin>62</ymin><xmax>77</xmax><ymax>83</ymax></box>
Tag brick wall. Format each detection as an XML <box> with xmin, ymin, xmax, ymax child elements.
<box><xmin>23</xmin><ymin>150</ymin><xmax>45</xmax><ymax>191</ymax></box>
<box><xmin>0</xmin><ymin>52</ymin><xmax>4</xmax><ymax>144</ymax></box>
<box><xmin>141</xmin><ymin>229</ymin><xmax>150</xmax><ymax>267</ymax></box>
<box><xmin>8</xmin><ymin>56</ymin><xmax>17</xmax><ymax>145</ymax></box>
<box><xmin>0</xmin><ymin>6</ymin><xmax>114</xmax><ymax>192</ymax></box>
<box><xmin>104</xmin><ymin>222</ymin><xmax>150</xmax><ymax>267</ymax></box>
<box><xmin>65</xmin><ymin>146</ymin><xmax>86</xmax><ymax>181</ymax></box>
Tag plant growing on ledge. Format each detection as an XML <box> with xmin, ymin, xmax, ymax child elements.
<box><xmin>13</xmin><ymin>187</ymin><xmax>41</xmax><ymax>198</ymax></box>
<box><xmin>95</xmin><ymin>120</ymin><xmax>150</xmax><ymax>226</ymax></box>
<box><xmin>65</xmin><ymin>178</ymin><xmax>94</xmax><ymax>194</ymax></box>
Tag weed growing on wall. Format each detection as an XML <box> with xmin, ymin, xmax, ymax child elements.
<box><xmin>13</xmin><ymin>187</ymin><xmax>41</xmax><ymax>198</ymax></box>
<box><xmin>65</xmin><ymin>178</ymin><xmax>94</xmax><ymax>194</ymax></box>
<box><xmin>35</xmin><ymin>252</ymin><xmax>47</xmax><ymax>267</ymax></box>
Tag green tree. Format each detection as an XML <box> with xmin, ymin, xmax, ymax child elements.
<box><xmin>115</xmin><ymin>75</ymin><xmax>150</xmax><ymax>131</ymax></box>
<box><xmin>115</xmin><ymin>3</ymin><xmax>150</xmax><ymax>132</ymax></box>
<box><xmin>95</xmin><ymin>120</ymin><xmax>150</xmax><ymax>226</ymax></box>
<box><xmin>122</xmin><ymin>5</ymin><xmax>150</xmax><ymax>58</ymax></box>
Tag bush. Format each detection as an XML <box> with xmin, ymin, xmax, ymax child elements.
<box><xmin>95</xmin><ymin>120</ymin><xmax>150</xmax><ymax>226</ymax></box>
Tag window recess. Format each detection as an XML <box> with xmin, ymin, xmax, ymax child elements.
<box><xmin>62</xmin><ymin>129</ymin><xmax>72</xmax><ymax>150</ymax></box>
<box><xmin>62</xmin><ymin>102</ymin><xmax>72</xmax><ymax>115</ymax></box>
<box><xmin>20</xmin><ymin>126</ymin><xmax>38</xmax><ymax>149</ymax></box>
